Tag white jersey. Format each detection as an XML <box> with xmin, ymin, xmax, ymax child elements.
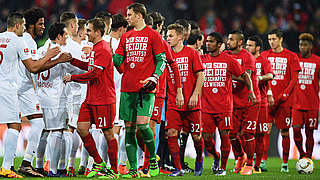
<box><xmin>64</xmin><ymin>37</ymin><xmax>88</xmax><ymax>105</ymax></box>
<box><xmin>17</xmin><ymin>32</ymin><xmax>38</xmax><ymax>94</ymax></box>
<box><xmin>0</xmin><ymin>32</ymin><xmax>31</xmax><ymax>89</ymax></box>
<box><xmin>36</xmin><ymin>40</ymin><xmax>79</xmax><ymax>108</ymax></box>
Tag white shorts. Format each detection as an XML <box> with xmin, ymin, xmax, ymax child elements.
<box><xmin>18</xmin><ymin>88</ymin><xmax>42</xmax><ymax>117</ymax></box>
<box><xmin>42</xmin><ymin>108</ymin><xmax>68</xmax><ymax>130</ymax></box>
<box><xmin>67</xmin><ymin>103</ymin><xmax>81</xmax><ymax>128</ymax></box>
<box><xmin>0</xmin><ymin>88</ymin><xmax>20</xmax><ymax>124</ymax></box>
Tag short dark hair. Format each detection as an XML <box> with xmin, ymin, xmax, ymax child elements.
<box><xmin>298</xmin><ymin>33</ymin><xmax>314</xmax><ymax>43</ymax></box>
<box><xmin>127</xmin><ymin>3</ymin><xmax>147</xmax><ymax>19</ymax></box>
<box><xmin>48</xmin><ymin>22</ymin><xmax>66</xmax><ymax>40</ymax></box>
<box><xmin>88</xmin><ymin>18</ymin><xmax>105</xmax><ymax>37</ymax></box>
<box><xmin>111</xmin><ymin>14</ymin><xmax>128</xmax><ymax>31</ymax></box>
<box><xmin>189</xmin><ymin>20</ymin><xmax>200</xmax><ymax>30</ymax></box>
<box><xmin>23</xmin><ymin>8</ymin><xmax>45</xmax><ymax>30</ymax></box>
<box><xmin>148</xmin><ymin>11</ymin><xmax>165</xmax><ymax>30</ymax></box>
<box><xmin>145</xmin><ymin>14</ymin><xmax>153</xmax><ymax>26</ymax></box>
<box><xmin>229</xmin><ymin>30</ymin><xmax>244</xmax><ymax>41</ymax></box>
<box><xmin>78</xmin><ymin>19</ymin><xmax>87</xmax><ymax>32</ymax></box>
<box><xmin>175</xmin><ymin>19</ymin><xmax>189</xmax><ymax>31</ymax></box>
<box><xmin>208</xmin><ymin>32</ymin><xmax>223</xmax><ymax>44</ymax></box>
<box><xmin>167</xmin><ymin>23</ymin><xmax>184</xmax><ymax>37</ymax></box>
<box><xmin>248</xmin><ymin>35</ymin><xmax>263</xmax><ymax>50</ymax></box>
<box><xmin>187</xmin><ymin>30</ymin><xmax>203</xmax><ymax>45</ymax></box>
<box><xmin>60</xmin><ymin>12</ymin><xmax>76</xmax><ymax>25</ymax></box>
<box><xmin>268</xmin><ymin>29</ymin><xmax>283</xmax><ymax>38</ymax></box>
<box><xmin>7</xmin><ymin>12</ymin><xmax>24</xmax><ymax>28</ymax></box>
<box><xmin>95</xmin><ymin>11</ymin><xmax>112</xmax><ymax>26</ymax></box>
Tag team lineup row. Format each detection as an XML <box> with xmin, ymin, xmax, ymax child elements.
<box><xmin>0</xmin><ymin>2</ymin><xmax>318</xmax><ymax>179</ymax></box>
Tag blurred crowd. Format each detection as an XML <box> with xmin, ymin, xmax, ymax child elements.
<box><xmin>0</xmin><ymin>0</ymin><xmax>319</xmax><ymax>54</ymax></box>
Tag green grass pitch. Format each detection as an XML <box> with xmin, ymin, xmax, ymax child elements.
<box><xmin>0</xmin><ymin>157</ymin><xmax>319</xmax><ymax>179</ymax></box>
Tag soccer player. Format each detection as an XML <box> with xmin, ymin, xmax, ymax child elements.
<box><xmin>202</xmin><ymin>32</ymin><xmax>256</xmax><ymax>176</ymax></box>
<box><xmin>0</xmin><ymin>12</ymin><xmax>66</xmax><ymax>178</ymax></box>
<box><xmin>166</xmin><ymin>23</ymin><xmax>204</xmax><ymax>177</ymax></box>
<box><xmin>139</xmin><ymin>11</ymin><xmax>182</xmax><ymax>177</ymax></box>
<box><xmin>246</xmin><ymin>35</ymin><xmax>274</xmax><ymax>173</ymax></box>
<box><xmin>101</xmin><ymin>13</ymin><xmax>129</xmax><ymax>175</ymax></box>
<box><xmin>226</xmin><ymin>30</ymin><xmax>259</xmax><ymax>175</ymax></box>
<box><xmin>112</xmin><ymin>2</ymin><xmax>167</xmax><ymax>178</ymax></box>
<box><xmin>63</xmin><ymin>18</ymin><xmax>119</xmax><ymax>178</ymax></box>
<box><xmin>292</xmin><ymin>33</ymin><xmax>319</xmax><ymax>159</ymax></box>
<box><xmin>175</xmin><ymin>19</ymin><xmax>191</xmax><ymax>44</ymax></box>
<box><xmin>95</xmin><ymin>11</ymin><xmax>112</xmax><ymax>36</ymax></box>
<box><xmin>187</xmin><ymin>29</ymin><xmax>204</xmax><ymax>55</ymax></box>
<box><xmin>261</xmin><ymin>29</ymin><xmax>301</xmax><ymax>172</ymax></box>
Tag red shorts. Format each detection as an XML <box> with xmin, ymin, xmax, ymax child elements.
<box><xmin>257</xmin><ymin>106</ymin><xmax>271</xmax><ymax>134</ymax></box>
<box><xmin>150</xmin><ymin>97</ymin><xmax>165</xmax><ymax>124</ymax></box>
<box><xmin>165</xmin><ymin>109</ymin><xmax>201</xmax><ymax>135</ymax></box>
<box><xmin>78</xmin><ymin>101</ymin><xmax>116</xmax><ymax>129</ymax></box>
<box><xmin>270</xmin><ymin>106</ymin><xmax>291</xmax><ymax>129</ymax></box>
<box><xmin>292</xmin><ymin>109</ymin><xmax>318</xmax><ymax>130</ymax></box>
<box><xmin>231</xmin><ymin>103</ymin><xmax>260</xmax><ymax>134</ymax></box>
<box><xmin>202</xmin><ymin>112</ymin><xmax>232</xmax><ymax>133</ymax></box>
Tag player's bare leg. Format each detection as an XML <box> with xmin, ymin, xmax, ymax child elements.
<box><xmin>280</xmin><ymin>129</ymin><xmax>290</xmax><ymax>172</ymax></box>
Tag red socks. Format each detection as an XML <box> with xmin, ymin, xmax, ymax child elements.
<box><xmin>305</xmin><ymin>128</ymin><xmax>314</xmax><ymax>158</ymax></box>
<box><xmin>262</xmin><ymin>134</ymin><xmax>270</xmax><ymax>160</ymax></box>
<box><xmin>82</xmin><ymin>133</ymin><xmax>102</xmax><ymax>164</ymax></box>
<box><xmin>107</xmin><ymin>138</ymin><xmax>119</xmax><ymax>173</ymax></box>
<box><xmin>194</xmin><ymin>137</ymin><xmax>204</xmax><ymax>163</ymax></box>
<box><xmin>293</xmin><ymin>127</ymin><xmax>305</xmax><ymax>158</ymax></box>
<box><xmin>244</xmin><ymin>133</ymin><xmax>255</xmax><ymax>166</ymax></box>
<box><xmin>230</xmin><ymin>134</ymin><xmax>244</xmax><ymax>158</ymax></box>
<box><xmin>203</xmin><ymin>137</ymin><xmax>220</xmax><ymax>160</ymax></box>
<box><xmin>255</xmin><ymin>134</ymin><xmax>264</xmax><ymax>168</ymax></box>
<box><xmin>142</xmin><ymin>145</ymin><xmax>150</xmax><ymax>169</ymax></box>
<box><xmin>282</xmin><ymin>135</ymin><xmax>290</xmax><ymax>163</ymax></box>
<box><xmin>220</xmin><ymin>134</ymin><xmax>230</xmax><ymax>170</ymax></box>
<box><xmin>168</xmin><ymin>136</ymin><xmax>181</xmax><ymax>170</ymax></box>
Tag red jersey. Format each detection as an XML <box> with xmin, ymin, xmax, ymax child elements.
<box><xmin>201</xmin><ymin>52</ymin><xmax>244</xmax><ymax>113</ymax></box>
<box><xmin>261</xmin><ymin>48</ymin><xmax>301</xmax><ymax>107</ymax></box>
<box><xmin>293</xmin><ymin>54</ymin><xmax>320</xmax><ymax>110</ymax></box>
<box><xmin>256</xmin><ymin>55</ymin><xmax>274</xmax><ymax>107</ymax></box>
<box><xmin>167</xmin><ymin>46</ymin><xmax>204</xmax><ymax>111</ymax></box>
<box><xmin>115</xmin><ymin>26</ymin><xmax>166</xmax><ymax>92</ymax></box>
<box><xmin>72</xmin><ymin>40</ymin><xmax>116</xmax><ymax>105</ymax></box>
<box><xmin>227</xmin><ymin>49</ymin><xmax>261</xmax><ymax>108</ymax></box>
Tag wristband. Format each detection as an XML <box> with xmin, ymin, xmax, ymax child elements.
<box><xmin>267</xmin><ymin>89</ymin><xmax>273</xmax><ymax>96</ymax></box>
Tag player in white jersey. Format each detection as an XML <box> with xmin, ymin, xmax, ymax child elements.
<box><xmin>0</xmin><ymin>12</ymin><xmax>69</xmax><ymax>178</ymax></box>
<box><xmin>101</xmin><ymin>13</ymin><xmax>129</xmax><ymax>175</ymax></box>
<box><xmin>36</xmin><ymin>22</ymin><xmax>80</xmax><ymax>177</ymax></box>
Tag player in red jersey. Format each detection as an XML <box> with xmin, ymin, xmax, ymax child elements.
<box><xmin>202</xmin><ymin>32</ymin><xmax>255</xmax><ymax>176</ymax></box>
<box><xmin>166</xmin><ymin>23</ymin><xmax>205</xmax><ymax>177</ymax></box>
<box><xmin>292</xmin><ymin>33</ymin><xmax>319</xmax><ymax>159</ymax></box>
<box><xmin>112</xmin><ymin>3</ymin><xmax>167</xmax><ymax>178</ymax></box>
<box><xmin>138</xmin><ymin>11</ymin><xmax>182</xmax><ymax>177</ymax></box>
<box><xmin>226</xmin><ymin>30</ymin><xmax>259</xmax><ymax>175</ymax></box>
<box><xmin>63</xmin><ymin>18</ymin><xmax>118</xmax><ymax>179</ymax></box>
<box><xmin>261</xmin><ymin>29</ymin><xmax>301</xmax><ymax>172</ymax></box>
<box><xmin>246</xmin><ymin>35</ymin><xmax>274</xmax><ymax>173</ymax></box>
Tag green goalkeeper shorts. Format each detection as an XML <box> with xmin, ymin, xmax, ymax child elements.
<box><xmin>119</xmin><ymin>92</ymin><xmax>155</xmax><ymax>122</ymax></box>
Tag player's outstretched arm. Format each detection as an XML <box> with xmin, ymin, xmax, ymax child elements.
<box><xmin>34</xmin><ymin>52</ymin><xmax>73</xmax><ymax>73</ymax></box>
<box><xmin>23</xmin><ymin>46</ymin><xmax>63</xmax><ymax>73</ymax></box>
<box><xmin>63</xmin><ymin>67</ymin><xmax>103</xmax><ymax>83</ymax></box>
<box><xmin>188</xmin><ymin>71</ymin><xmax>204</xmax><ymax>109</ymax></box>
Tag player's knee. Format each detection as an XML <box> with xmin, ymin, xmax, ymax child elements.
<box><xmin>168</xmin><ymin>128</ymin><xmax>178</xmax><ymax>137</ymax></box>
<box><xmin>137</xmin><ymin>123</ymin><xmax>150</xmax><ymax>131</ymax></box>
<box><xmin>243</xmin><ymin>133</ymin><xmax>255</xmax><ymax>141</ymax></box>
<box><xmin>26</xmin><ymin>113</ymin><xmax>43</xmax><ymax>120</ymax></box>
<box><xmin>191</xmin><ymin>134</ymin><xmax>201</xmax><ymax>142</ymax></box>
<box><xmin>7</xmin><ymin>123</ymin><xmax>21</xmax><ymax>132</ymax></box>
<box><xmin>280</xmin><ymin>129</ymin><xmax>289</xmax><ymax>136</ymax></box>
<box><xmin>219</xmin><ymin>129</ymin><xmax>229</xmax><ymax>135</ymax></box>
<box><xmin>293</xmin><ymin>124</ymin><xmax>302</xmax><ymax>128</ymax></box>
<box><xmin>102</xmin><ymin>128</ymin><xmax>114</xmax><ymax>140</ymax></box>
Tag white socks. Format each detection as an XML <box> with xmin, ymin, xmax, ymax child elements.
<box><xmin>58</xmin><ymin>131</ymin><xmax>72</xmax><ymax>169</ymax></box>
<box><xmin>24</xmin><ymin>118</ymin><xmax>44</xmax><ymax>162</ymax></box>
<box><xmin>2</xmin><ymin>129</ymin><xmax>19</xmax><ymax>170</ymax></box>
<box><xmin>48</xmin><ymin>131</ymin><xmax>62</xmax><ymax>174</ymax></box>
<box><xmin>36</xmin><ymin>130</ymin><xmax>49</xmax><ymax>168</ymax></box>
<box><xmin>68</xmin><ymin>131</ymin><xmax>80</xmax><ymax>168</ymax></box>
<box><xmin>119</xmin><ymin>132</ymin><xmax>128</xmax><ymax>165</ymax></box>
